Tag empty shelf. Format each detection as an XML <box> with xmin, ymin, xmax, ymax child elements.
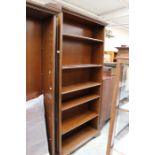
<box><xmin>62</xmin><ymin>111</ymin><xmax>98</xmax><ymax>135</ymax></box>
<box><xmin>63</xmin><ymin>33</ymin><xmax>104</xmax><ymax>43</ymax></box>
<box><xmin>62</xmin><ymin>126</ymin><xmax>98</xmax><ymax>155</ymax></box>
<box><xmin>62</xmin><ymin>64</ymin><xmax>102</xmax><ymax>69</ymax></box>
<box><xmin>62</xmin><ymin>82</ymin><xmax>101</xmax><ymax>95</ymax></box>
<box><xmin>62</xmin><ymin>94</ymin><xmax>100</xmax><ymax>111</ymax></box>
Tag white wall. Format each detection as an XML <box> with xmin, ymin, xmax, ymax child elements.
<box><xmin>105</xmin><ymin>27</ymin><xmax>129</xmax><ymax>52</ymax></box>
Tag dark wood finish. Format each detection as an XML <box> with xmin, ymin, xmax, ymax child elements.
<box><xmin>26</xmin><ymin>1</ymin><xmax>60</xmax><ymax>155</ymax></box>
<box><xmin>62</xmin><ymin>94</ymin><xmax>100</xmax><ymax>111</ymax></box>
<box><xmin>62</xmin><ymin>126</ymin><xmax>98</xmax><ymax>155</ymax></box>
<box><xmin>26</xmin><ymin>17</ymin><xmax>42</xmax><ymax>100</ymax></box>
<box><xmin>62</xmin><ymin>82</ymin><xmax>101</xmax><ymax>95</ymax></box>
<box><xmin>62</xmin><ymin>110</ymin><xmax>98</xmax><ymax>135</ymax></box>
<box><xmin>63</xmin><ymin>33</ymin><xmax>104</xmax><ymax>43</ymax></box>
<box><xmin>55</xmin><ymin>12</ymin><xmax>63</xmax><ymax>154</ymax></box>
<box><xmin>99</xmin><ymin>73</ymin><xmax>116</xmax><ymax>129</ymax></box>
<box><xmin>56</xmin><ymin>8</ymin><xmax>106</xmax><ymax>155</ymax></box>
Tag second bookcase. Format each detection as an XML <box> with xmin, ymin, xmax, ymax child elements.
<box><xmin>56</xmin><ymin>8</ymin><xmax>107</xmax><ymax>155</ymax></box>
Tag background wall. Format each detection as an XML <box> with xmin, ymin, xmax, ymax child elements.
<box><xmin>105</xmin><ymin>27</ymin><xmax>129</xmax><ymax>52</ymax></box>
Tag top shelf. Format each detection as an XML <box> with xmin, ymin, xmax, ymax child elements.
<box><xmin>63</xmin><ymin>33</ymin><xmax>104</xmax><ymax>43</ymax></box>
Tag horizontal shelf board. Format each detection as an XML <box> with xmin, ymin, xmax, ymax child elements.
<box><xmin>62</xmin><ymin>64</ymin><xmax>102</xmax><ymax>69</ymax></box>
<box><xmin>62</xmin><ymin>126</ymin><xmax>98</xmax><ymax>155</ymax></box>
<box><xmin>62</xmin><ymin>94</ymin><xmax>100</xmax><ymax>111</ymax></box>
<box><xmin>62</xmin><ymin>111</ymin><xmax>98</xmax><ymax>135</ymax></box>
<box><xmin>63</xmin><ymin>33</ymin><xmax>104</xmax><ymax>43</ymax></box>
<box><xmin>62</xmin><ymin>82</ymin><xmax>101</xmax><ymax>95</ymax></box>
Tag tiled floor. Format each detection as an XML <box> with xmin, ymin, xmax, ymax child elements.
<box><xmin>72</xmin><ymin>111</ymin><xmax>129</xmax><ymax>155</ymax></box>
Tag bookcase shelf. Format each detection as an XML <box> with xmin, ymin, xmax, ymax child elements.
<box><xmin>62</xmin><ymin>82</ymin><xmax>101</xmax><ymax>95</ymax></box>
<box><xmin>63</xmin><ymin>33</ymin><xmax>104</xmax><ymax>43</ymax></box>
<box><xmin>62</xmin><ymin>64</ymin><xmax>102</xmax><ymax>70</ymax></box>
<box><xmin>62</xmin><ymin>110</ymin><xmax>98</xmax><ymax>135</ymax></box>
<box><xmin>62</xmin><ymin>126</ymin><xmax>98</xmax><ymax>155</ymax></box>
<box><xmin>62</xmin><ymin>94</ymin><xmax>100</xmax><ymax>111</ymax></box>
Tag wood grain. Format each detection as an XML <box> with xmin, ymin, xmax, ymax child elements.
<box><xmin>26</xmin><ymin>16</ymin><xmax>42</xmax><ymax>101</ymax></box>
<box><xmin>62</xmin><ymin>82</ymin><xmax>101</xmax><ymax>95</ymax></box>
<box><xmin>62</xmin><ymin>94</ymin><xmax>100</xmax><ymax>111</ymax></box>
<box><xmin>56</xmin><ymin>10</ymin><xmax>105</xmax><ymax>155</ymax></box>
<box><xmin>63</xmin><ymin>33</ymin><xmax>104</xmax><ymax>43</ymax></box>
<box><xmin>26</xmin><ymin>2</ymin><xmax>60</xmax><ymax>154</ymax></box>
<box><xmin>62</xmin><ymin>126</ymin><xmax>98</xmax><ymax>155</ymax></box>
<box><xmin>62</xmin><ymin>111</ymin><xmax>98</xmax><ymax>135</ymax></box>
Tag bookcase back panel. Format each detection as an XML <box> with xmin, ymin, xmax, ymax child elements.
<box><xmin>62</xmin><ymin>89</ymin><xmax>90</xmax><ymax>101</ymax></box>
<box><xmin>62</xmin><ymin>68</ymin><xmax>102</xmax><ymax>87</ymax></box>
<box><xmin>63</xmin><ymin>39</ymin><xmax>104</xmax><ymax>65</ymax></box>
<box><xmin>91</xmin><ymin>44</ymin><xmax>104</xmax><ymax>64</ymax></box>
<box><xmin>26</xmin><ymin>13</ymin><xmax>55</xmax><ymax>99</ymax></box>
<box><xmin>63</xmin><ymin>13</ymin><xmax>104</xmax><ymax>40</ymax></box>
<box><xmin>63</xmin><ymin>20</ymin><xmax>93</xmax><ymax>38</ymax></box>
<box><xmin>62</xmin><ymin>69</ymin><xmax>91</xmax><ymax>86</ymax></box>
<box><xmin>62</xmin><ymin>103</ymin><xmax>88</xmax><ymax>121</ymax></box>
<box><xmin>62</xmin><ymin>39</ymin><xmax>92</xmax><ymax>65</ymax></box>
<box><xmin>62</xmin><ymin>120</ymin><xmax>97</xmax><ymax>140</ymax></box>
<box><xmin>89</xmin><ymin>68</ymin><xmax>102</xmax><ymax>82</ymax></box>
<box><xmin>88</xmin><ymin>100</ymin><xmax>99</xmax><ymax>113</ymax></box>
<box><xmin>26</xmin><ymin>17</ymin><xmax>42</xmax><ymax>100</ymax></box>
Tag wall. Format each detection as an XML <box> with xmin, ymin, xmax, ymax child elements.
<box><xmin>104</xmin><ymin>27</ymin><xmax>129</xmax><ymax>52</ymax></box>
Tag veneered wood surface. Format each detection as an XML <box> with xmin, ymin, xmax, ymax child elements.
<box><xmin>62</xmin><ymin>110</ymin><xmax>98</xmax><ymax>135</ymax></box>
<box><xmin>26</xmin><ymin>17</ymin><xmax>42</xmax><ymax>101</ymax></box>
<box><xmin>62</xmin><ymin>94</ymin><xmax>100</xmax><ymax>111</ymax></box>
<box><xmin>56</xmin><ymin>10</ymin><xmax>105</xmax><ymax>155</ymax></box>
<box><xmin>100</xmin><ymin>75</ymin><xmax>116</xmax><ymax>129</ymax></box>
<box><xmin>62</xmin><ymin>126</ymin><xmax>98</xmax><ymax>155</ymax></box>
<box><xmin>26</xmin><ymin>2</ymin><xmax>59</xmax><ymax>154</ymax></box>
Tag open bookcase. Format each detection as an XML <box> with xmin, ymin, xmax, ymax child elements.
<box><xmin>26</xmin><ymin>1</ymin><xmax>61</xmax><ymax>155</ymax></box>
<box><xmin>56</xmin><ymin>9</ymin><xmax>107</xmax><ymax>155</ymax></box>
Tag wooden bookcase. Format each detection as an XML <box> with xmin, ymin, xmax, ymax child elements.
<box><xmin>56</xmin><ymin>9</ymin><xmax>107</xmax><ymax>155</ymax></box>
<box><xmin>26</xmin><ymin>1</ymin><xmax>61</xmax><ymax>155</ymax></box>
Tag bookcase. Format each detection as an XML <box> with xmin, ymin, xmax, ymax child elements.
<box><xmin>56</xmin><ymin>8</ymin><xmax>107</xmax><ymax>155</ymax></box>
<box><xmin>26</xmin><ymin>1</ymin><xmax>61</xmax><ymax>155</ymax></box>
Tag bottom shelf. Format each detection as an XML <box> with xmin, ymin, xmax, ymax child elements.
<box><xmin>62</xmin><ymin>126</ymin><xmax>98</xmax><ymax>155</ymax></box>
